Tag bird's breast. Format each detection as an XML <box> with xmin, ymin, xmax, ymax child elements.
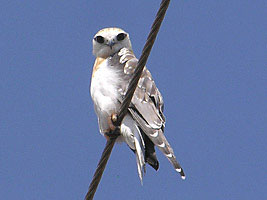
<box><xmin>90</xmin><ymin>58</ymin><xmax>122</xmax><ymax>115</ymax></box>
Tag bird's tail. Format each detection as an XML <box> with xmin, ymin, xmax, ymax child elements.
<box><xmin>120</xmin><ymin>115</ymin><xmax>146</xmax><ymax>183</ymax></box>
<box><xmin>128</xmin><ymin>108</ymin><xmax>185</xmax><ymax>179</ymax></box>
<box><xmin>133</xmin><ymin>132</ymin><xmax>146</xmax><ymax>184</ymax></box>
<box><xmin>149</xmin><ymin>130</ymin><xmax>186</xmax><ymax>180</ymax></box>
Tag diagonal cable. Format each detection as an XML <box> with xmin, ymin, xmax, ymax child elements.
<box><xmin>85</xmin><ymin>1</ymin><xmax>171</xmax><ymax>199</ymax></box>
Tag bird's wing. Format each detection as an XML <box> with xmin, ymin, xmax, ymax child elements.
<box><xmin>109</xmin><ymin>48</ymin><xmax>185</xmax><ymax>179</ymax></box>
<box><xmin>117</xmin><ymin>48</ymin><xmax>165</xmax><ymax>129</ymax></box>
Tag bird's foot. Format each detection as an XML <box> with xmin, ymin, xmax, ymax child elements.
<box><xmin>107</xmin><ymin>113</ymin><xmax>119</xmax><ymax>131</ymax></box>
<box><xmin>105</xmin><ymin>127</ymin><xmax>120</xmax><ymax>140</ymax></box>
<box><xmin>105</xmin><ymin>113</ymin><xmax>120</xmax><ymax>140</ymax></box>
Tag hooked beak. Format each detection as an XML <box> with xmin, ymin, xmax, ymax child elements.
<box><xmin>107</xmin><ymin>41</ymin><xmax>115</xmax><ymax>49</ymax></box>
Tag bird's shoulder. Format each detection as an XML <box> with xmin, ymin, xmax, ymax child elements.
<box><xmin>92</xmin><ymin>57</ymin><xmax>106</xmax><ymax>78</ymax></box>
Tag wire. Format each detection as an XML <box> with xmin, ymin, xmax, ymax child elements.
<box><xmin>84</xmin><ymin>135</ymin><xmax>117</xmax><ymax>200</ymax></box>
<box><xmin>117</xmin><ymin>0</ymin><xmax>170</xmax><ymax>124</ymax></box>
<box><xmin>85</xmin><ymin>1</ymin><xmax>171</xmax><ymax>199</ymax></box>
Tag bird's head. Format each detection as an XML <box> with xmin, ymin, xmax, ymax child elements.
<box><xmin>93</xmin><ymin>27</ymin><xmax>132</xmax><ymax>58</ymax></box>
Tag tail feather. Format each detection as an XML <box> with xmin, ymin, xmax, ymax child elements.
<box><xmin>133</xmin><ymin>123</ymin><xmax>146</xmax><ymax>183</ymax></box>
<box><xmin>121</xmin><ymin>115</ymin><xmax>146</xmax><ymax>183</ymax></box>
<box><xmin>151</xmin><ymin>130</ymin><xmax>186</xmax><ymax>179</ymax></box>
<box><xmin>128</xmin><ymin>108</ymin><xmax>185</xmax><ymax>179</ymax></box>
<box><xmin>141</xmin><ymin>130</ymin><xmax>159</xmax><ymax>171</ymax></box>
<box><xmin>134</xmin><ymin>136</ymin><xmax>146</xmax><ymax>183</ymax></box>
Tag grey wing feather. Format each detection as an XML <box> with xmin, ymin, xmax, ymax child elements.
<box><xmin>118</xmin><ymin>48</ymin><xmax>165</xmax><ymax>129</ymax></box>
<box><xmin>111</xmin><ymin>48</ymin><xmax>185</xmax><ymax>179</ymax></box>
<box><xmin>132</xmin><ymin>68</ymin><xmax>165</xmax><ymax>129</ymax></box>
<box><xmin>128</xmin><ymin>107</ymin><xmax>185</xmax><ymax>178</ymax></box>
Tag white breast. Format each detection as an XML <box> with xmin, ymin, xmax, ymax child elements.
<box><xmin>90</xmin><ymin>59</ymin><xmax>121</xmax><ymax>133</ymax></box>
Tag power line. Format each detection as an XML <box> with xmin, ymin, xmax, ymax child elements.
<box><xmin>85</xmin><ymin>1</ymin><xmax>171</xmax><ymax>199</ymax></box>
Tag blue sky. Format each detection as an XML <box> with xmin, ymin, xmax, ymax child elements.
<box><xmin>1</xmin><ymin>0</ymin><xmax>266</xmax><ymax>199</ymax></box>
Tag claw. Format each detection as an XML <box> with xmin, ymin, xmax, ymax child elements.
<box><xmin>105</xmin><ymin>126</ymin><xmax>121</xmax><ymax>139</ymax></box>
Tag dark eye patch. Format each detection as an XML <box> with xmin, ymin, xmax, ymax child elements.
<box><xmin>94</xmin><ymin>36</ymin><xmax>104</xmax><ymax>44</ymax></box>
<box><xmin>117</xmin><ymin>33</ymin><xmax>126</xmax><ymax>41</ymax></box>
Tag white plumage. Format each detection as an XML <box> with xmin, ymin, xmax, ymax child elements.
<box><xmin>90</xmin><ymin>27</ymin><xmax>185</xmax><ymax>182</ymax></box>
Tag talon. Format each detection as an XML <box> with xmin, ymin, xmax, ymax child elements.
<box><xmin>105</xmin><ymin>127</ymin><xmax>121</xmax><ymax>139</ymax></box>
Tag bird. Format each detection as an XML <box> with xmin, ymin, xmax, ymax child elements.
<box><xmin>90</xmin><ymin>27</ymin><xmax>185</xmax><ymax>183</ymax></box>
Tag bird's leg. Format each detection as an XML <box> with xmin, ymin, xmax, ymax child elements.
<box><xmin>111</xmin><ymin>113</ymin><xmax>118</xmax><ymax>126</ymax></box>
<box><xmin>107</xmin><ymin>113</ymin><xmax>118</xmax><ymax>131</ymax></box>
<box><xmin>105</xmin><ymin>113</ymin><xmax>120</xmax><ymax>139</ymax></box>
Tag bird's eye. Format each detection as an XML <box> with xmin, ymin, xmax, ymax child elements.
<box><xmin>117</xmin><ymin>33</ymin><xmax>126</xmax><ymax>41</ymax></box>
<box><xmin>94</xmin><ymin>36</ymin><xmax>105</xmax><ymax>44</ymax></box>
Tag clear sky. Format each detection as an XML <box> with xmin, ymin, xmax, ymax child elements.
<box><xmin>1</xmin><ymin>1</ymin><xmax>266</xmax><ymax>199</ymax></box>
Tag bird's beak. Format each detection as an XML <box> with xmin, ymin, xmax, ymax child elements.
<box><xmin>107</xmin><ymin>41</ymin><xmax>115</xmax><ymax>49</ymax></box>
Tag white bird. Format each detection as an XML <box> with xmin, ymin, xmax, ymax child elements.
<box><xmin>90</xmin><ymin>27</ymin><xmax>185</xmax><ymax>183</ymax></box>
